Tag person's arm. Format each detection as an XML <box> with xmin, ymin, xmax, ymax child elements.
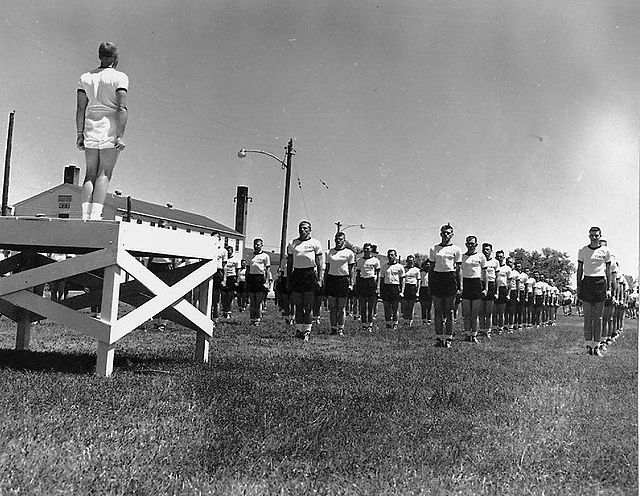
<box><xmin>400</xmin><ymin>273</ymin><xmax>406</xmax><ymax>297</ymax></box>
<box><xmin>375</xmin><ymin>267</ymin><xmax>381</xmax><ymax>294</ymax></box>
<box><xmin>76</xmin><ymin>90</ymin><xmax>88</xmax><ymax>150</ymax></box>
<box><xmin>481</xmin><ymin>267</ymin><xmax>488</xmax><ymax>295</ymax></box>
<box><xmin>455</xmin><ymin>262</ymin><xmax>462</xmax><ymax>294</ymax></box>
<box><xmin>114</xmin><ymin>89</ymin><xmax>128</xmax><ymax>150</ymax></box>
<box><xmin>605</xmin><ymin>261</ymin><xmax>612</xmax><ymax>296</ymax></box>
<box><xmin>265</xmin><ymin>262</ymin><xmax>272</xmax><ymax>289</ymax></box>
<box><xmin>576</xmin><ymin>261</ymin><xmax>583</xmax><ymax>291</ymax></box>
<box><xmin>316</xmin><ymin>253</ymin><xmax>324</xmax><ymax>286</ymax></box>
<box><xmin>348</xmin><ymin>262</ymin><xmax>355</xmax><ymax>289</ymax></box>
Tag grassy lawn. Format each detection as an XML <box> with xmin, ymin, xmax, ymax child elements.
<box><xmin>0</xmin><ymin>305</ymin><xmax>636</xmax><ymax>495</ymax></box>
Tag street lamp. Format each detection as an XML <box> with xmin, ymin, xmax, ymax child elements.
<box><xmin>335</xmin><ymin>221</ymin><xmax>365</xmax><ymax>233</ymax></box>
<box><xmin>238</xmin><ymin>139</ymin><xmax>294</xmax><ymax>264</ymax></box>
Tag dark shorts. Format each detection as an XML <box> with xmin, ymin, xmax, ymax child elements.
<box><xmin>462</xmin><ymin>278</ymin><xmax>483</xmax><ymax>301</ymax></box>
<box><xmin>290</xmin><ymin>267</ymin><xmax>317</xmax><ymax>293</ymax></box>
<box><xmin>527</xmin><ymin>293</ymin><xmax>534</xmax><ymax>306</ymax></box>
<box><xmin>212</xmin><ymin>269</ymin><xmax>224</xmax><ymax>290</ymax></box>
<box><xmin>430</xmin><ymin>271</ymin><xmax>458</xmax><ymax>298</ymax></box>
<box><xmin>356</xmin><ymin>277</ymin><xmax>377</xmax><ymax>297</ymax></box>
<box><xmin>507</xmin><ymin>290</ymin><xmax>518</xmax><ymax>308</ymax></box>
<box><xmin>534</xmin><ymin>295</ymin><xmax>544</xmax><ymax>308</ymax></box>
<box><xmin>418</xmin><ymin>286</ymin><xmax>431</xmax><ymax>301</ymax></box>
<box><xmin>403</xmin><ymin>284</ymin><xmax>418</xmax><ymax>300</ymax></box>
<box><xmin>482</xmin><ymin>281</ymin><xmax>496</xmax><ymax>301</ymax></box>
<box><xmin>579</xmin><ymin>276</ymin><xmax>606</xmax><ymax>304</ymax></box>
<box><xmin>236</xmin><ymin>281</ymin><xmax>246</xmax><ymax>293</ymax></box>
<box><xmin>381</xmin><ymin>283</ymin><xmax>401</xmax><ymax>302</ymax></box>
<box><xmin>221</xmin><ymin>276</ymin><xmax>236</xmax><ymax>293</ymax></box>
<box><xmin>516</xmin><ymin>291</ymin><xmax>525</xmax><ymax>306</ymax></box>
<box><xmin>246</xmin><ymin>273</ymin><xmax>267</xmax><ymax>293</ymax></box>
<box><xmin>326</xmin><ymin>274</ymin><xmax>350</xmax><ymax>298</ymax></box>
<box><xmin>497</xmin><ymin>286</ymin><xmax>509</xmax><ymax>304</ymax></box>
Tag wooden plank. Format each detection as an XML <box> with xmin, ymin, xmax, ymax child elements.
<box><xmin>16</xmin><ymin>310</ymin><xmax>31</xmax><ymax>351</ymax></box>
<box><xmin>100</xmin><ymin>264</ymin><xmax>123</xmax><ymax>326</ymax></box>
<box><xmin>0</xmin><ymin>252</ymin><xmax>27</xmax><ymax>276</ymax></box>
<box><xmin>96</xmin><ymin>341</ymin><xmax>115</xmax><ymax>377</ymax></box>
<box><xmin>111</xmin><ymin>253</ymin><xmax>216</xmax><ymax>341</ymax></box>
<box><xmin>117</xmin><ymin>222</ymin><xmax>221</xmax><ymax>259</ymax></box>
<box><xmin>195</xmin><ymin>278</ymin><xmax>213</xmax><ymax>363</ymax></box>
<box><xmin>0</xmin><ymin>249</ymin><xmax>115</xmax><ymax>297</ymax></box>
<box><xmin>2</xmin><ymin>290</ymin><xmax>110</xmax><ymax>342</ymax></box>
<box><xmin>0</xmin><ymin>217</ymin><xmax>120</xmax><ymax>252</ymax></box>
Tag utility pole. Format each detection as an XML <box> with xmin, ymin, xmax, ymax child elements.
<box><xmin>2</xmin><ymin>111</ymin><xmax>15</xmax><ymax>216</ymax></box>
<box><xmin>279</xmin><ymin>139</ymin><xmax>294</xmax><ymax>264</ymax></box>
<box><xmin>335</xmin><ymin>221</ymin><xmax>342</xmax><ymax>233</ymax></box>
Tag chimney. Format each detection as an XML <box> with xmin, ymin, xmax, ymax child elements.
<box><xmin>63</xmin><ymin>165</ymin><xmax>80</xmax><ymax>185</ymax></box>
<box><xmin>234</xmin><ymin>185</ymin><xmax>250</xmax><ymax>234</ymax></box>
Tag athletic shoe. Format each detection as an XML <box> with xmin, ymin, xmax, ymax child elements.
<box><xmin>444</xmin><ymin>339</ymin><xmax>453</xmax><ymax>348</ymax></box>
<box><xmin>599</xmin><ymin>341</ymin><xmax>608</xmax><ymax>351</ymax></box>
<box><xmin>485</xmin><ymin>332</ymin><xmax>492</xmax><ymax>340</ymax></box>
<box><xmin>338</xmin><ymin>329</ymin><xmax>344</xmax><ymax>336</ymax></box>
<box><xmin>470</xmin><ymin>336</ymin><xmax>478</xmax><ymax>343</ymax></box>
<box><xmin>593</xmin><ymin>344</ymin><xmax>603</xmax><ymax>357</ymax></box>
<box><xmin>303</xmin><ymin>332</ymin><xmax>310</xmax><ymax>341</ymax></box>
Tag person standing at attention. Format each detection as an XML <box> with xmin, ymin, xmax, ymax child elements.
<box><xmin>479</xmin><ymin>243</ymin><xmax>499</xmax><ymax>339</ymax></box>
<box><xmin>287</xmin><ymin>221</ymin><xmax>324</xmax><ymax>341</ymax></box>
<box><xmin>355</xmin><ymin>243</ymin><xmax>381</xmax><ymax>333</ymax></box>
<box><xmin>428</xmin><ymin>223</ymin><xmax>462</xmax><ymax>348</ymax></box>
<box><xmin>380</xmin><ymin>249</ymin><xmax>405</xmax><ymax>331</ymax></box>
<box><xmin>577</xmin><ymin>227</ymin><xmax>611</xmax><ymax>356</ymax></box>
<box><xmin>76</xmin><ymin>42</ymin><xmax>128</xmax><ymax>220</ymax></box>
<box><xmin>325</xmin><ymin>232</ymin><xmax>356</xmax><ymax>336</ymax></box>
<box><xmin>461</xmin><ymin>236</ymin><xmax>488</xmax><ymax>343</ymax></box>
<box><xmin>401</xmin><ymin>254</ymin><xmax>421</xmax><ymax>327</ymax></box>
<box><xmin>247</xmin><ymin>238</ymin><xmax>272</xmax><ymax>326</ymax></box>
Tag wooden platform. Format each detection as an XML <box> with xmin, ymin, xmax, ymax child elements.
<box><xmin>0</xmin><ymin>217</ymin><xmax>220</xmax><ymax>376</ymax></box>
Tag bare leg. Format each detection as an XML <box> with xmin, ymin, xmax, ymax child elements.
<box><xmin>82</xmin><ymin>149</ymin><xmax>100</xmax><ymax>204</ymax></box>
<box><xmin>92</xmin><ymin>148</ymin><xmax>119</xmax><ymax>206</ymax></box>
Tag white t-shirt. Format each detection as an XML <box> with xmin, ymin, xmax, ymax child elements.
<box><xmin>224</xmin><ymin>256</ymin><xmax>241</xmax><ymax>277</ymax></box>
<box><xmin>517</xmin><ymin>271</ymin><xmax>528</xmax><ymax>291</ymax></box>
<box><xmin>429</xmin><ymin>244</ymin><xmax>462</xmax><ymax>272</ymax></box>
<box><xmin>78</xmin><ymin>67</ymin><xmax>129</xmax><ymax>113</ymax></box>
<box><xmin>420</xmin><ymin>270</ymin><xmax>429</xmax><ymax>287</ymax></box>
<box><xmin>404</xmin><ymin>266</ymin><xmax>421</xmax><ymax>286</ymax></box>
<box><xmin>215</xmin><ymin>246</ymin><xmax>228</xmax><ymax>270</ymax></box>
<box><xmin>249</xmin><ymin>252</ymin><xmax>271</xmax><ymax>275</ymax></box>
<box><xmin>485</xmin><ymin>258</ymin><xmax>500</xmax><ymax>282</ymax></box>
<box><xmin>508</xmin><ymin>269</ymin><xmax>520</xmax><ymax>290</ymax></box>
<box><xmin>326</xmin><ymin>247</ymin><xmax>356</xmax><ymax>276</ymax></box>
<box><xmin>496</xmin><ymin>264</ymin><xmax>512</xmax><ymax>287</ymax></box>
<box><xmin>288</xmin><ymin>237</ymin><xmax>323</xmax><ymax>269</ymax></box>
<box><xmin>533</xmin><ymin>280</ymin><xmax>547</xmax><ymax>296</ymax></box>
<box><xmin>526</xmin><ymin>277</ymin><xmax>536</xmax><ymax>293</ymax></box>
<box><xmin>383</xmin><ymin>263</ymin><xmax>405</xmax><ymax>285</ymax></box>
<box><xmin>578</xmin><ymin>245</ymin><xmax>611</xmax><ymax>277</ymax></box>
<box><xmin>356</xmin><ymin>256</ymin><xmax>381</xmax><ymax>279</ymax></box>
<box><xmin>461</xmin><ymin>252</ymin><xmax>486</xmax><ymax>279</ymax></box>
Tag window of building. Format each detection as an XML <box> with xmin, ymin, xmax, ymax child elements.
<box><xmin>235</xmin><ymin>239</ymin><xmax>240</xmax><ymax>250</ymax></box>
<box><xmin>136</xmin><ymin>219</ymin><xmax>143</xmax><ymax>224</ymax></box>
<box><xmin>172</xmin><ymin>226</ymin><xmax>177</xmax><ymax>230</ymax></box>
<box><xmin>150</xmin><ymin>222</ymin><xmax>155</xmax><ymax>227</ymax></box>
<box><xmin>186</xmin><ymin>229</ymin><xmax>191</xmax><ymax>233</ymax></box>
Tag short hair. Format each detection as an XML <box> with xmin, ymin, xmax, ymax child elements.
<box><xmin>440</xmin><ymin>223</ymin><xmax>453</xmax><ymax>232</ymax></box>
<box><xmin>406</xmin><ymin>254</ymin><xmax>414</xmax><ymax>259</ymax></box>
<box><xmin>299</xmin><ymin>220</ymin><xmax>311</xmax><ymax>229</ymax></box>
<box><xmin>482</xmin><ymin>243</ymin><xmax>492</xmax><ymax>250</ymax></box>
<box><xmin>253</xmin><ymin>238</ymin><xmax>263</xmax><ymax>244</ymax></box>
<box><xmin>99</xmin><ymin>41</ymin><xmax>119</xmax><ymax>59</ymax></box>
<box><xmin>466</xmin><ymin>235</ymin><xmax>477</xmax><ymax>244</ymax></box>
<box><xmin>363</xmin><ymin>243</ymin><xmax>372</xmax><ymax>250</ymax></box>
<box><xmin>387</xmin><ymin>249</ymin><xmax>397</xmax><ymax>256</ymax></box>
<box><xmin>335</xmin><ymin>231</ymin><xmax>346</xmax><ymax>239</ymax></box>
<box><xmin>589</xmin><ymin>226</ymin><xmax>601</xmax><ymax>234</ymax></box>
<box><xmin>496</xmin><ymin>250</ymin><xmax>504</xmax><ymax>256</ymax></box>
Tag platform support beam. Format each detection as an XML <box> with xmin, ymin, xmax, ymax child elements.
<box><xmin>96</xmin><ymin>341</ymin><xmax>115</xmax><ymax>377</ymax></box>
<box><xmin>195</xmin><ymin>278</ymin><xmax>213</xmax><ymax>363</ymax></box>
<box><xmin>15</xmin><ymin>309</ymin><xmax>31</xmax><ymax>351</ymax></box>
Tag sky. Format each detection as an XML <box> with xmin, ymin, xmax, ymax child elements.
<box><xmin>1</xmin><ymin>0</ymin><xmax>638</xmax><ymax>278</ymax></box>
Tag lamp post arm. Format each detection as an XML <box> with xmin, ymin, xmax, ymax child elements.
<box><xmin>238</xmin><ymin>149</ymin><xmax>286</xmax><ymax>169</ymax></box>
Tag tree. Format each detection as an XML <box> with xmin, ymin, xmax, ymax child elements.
<box><xmin>509</xmin><ymin>247</ymin><xmax>575</xmax><ymax>289</ymax></box>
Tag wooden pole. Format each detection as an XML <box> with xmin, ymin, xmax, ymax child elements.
<box><xmin>279</xmin><ymin>139</ymin><xmax>293</xmax><ymax>264</ymax></box>
<box><xmin>2</xmin><ymin>111</ymin><xmax>15</xmax><ymax>216</ymax></box>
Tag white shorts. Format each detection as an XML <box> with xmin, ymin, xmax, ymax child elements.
<box><xmin>83</xmin><ymin>110</ymin><xmax>117</xmax><ymax>149</ymax></box>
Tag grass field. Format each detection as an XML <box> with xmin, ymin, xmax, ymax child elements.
<box><xmin>0</xmin><ymin>304</ymin><xmax>637</xmax><ymax>495</ymax></box>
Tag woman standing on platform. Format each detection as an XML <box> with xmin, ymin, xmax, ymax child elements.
<box><xmin>428</xmin><ymin>223</ymin><xmax>462</xmax><ymax>348</ymax></box>
<box><xmin>247</xmin><ymin>238</ymin><xmax>272</xmax><ymax>326</ymax></box>
<box><xmin>76</xmin><ymin>42</ymin><xmax>128</xmax><ymax>220</ymax></box>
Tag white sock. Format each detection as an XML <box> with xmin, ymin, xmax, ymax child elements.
<box><xmin>81</xmin><ymin>202</ymin><xmax>91</xmax><ymax>220</ymax></box>
<box><xmin>89</xmin><ymin>203</ymin><xmax>104</xmax><ymax>220</ymax></box>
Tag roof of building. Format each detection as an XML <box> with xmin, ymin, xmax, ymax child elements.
<box><xmin>13</xmin><ymin>183</ymin><xmax>241</xmax><ymax>237</ymax></box>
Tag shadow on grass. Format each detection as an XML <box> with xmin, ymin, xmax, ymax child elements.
<box><xmin>0</xmin><ymin>348</ymin><xmax>195</xmax><ymax>375</ymax></box>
